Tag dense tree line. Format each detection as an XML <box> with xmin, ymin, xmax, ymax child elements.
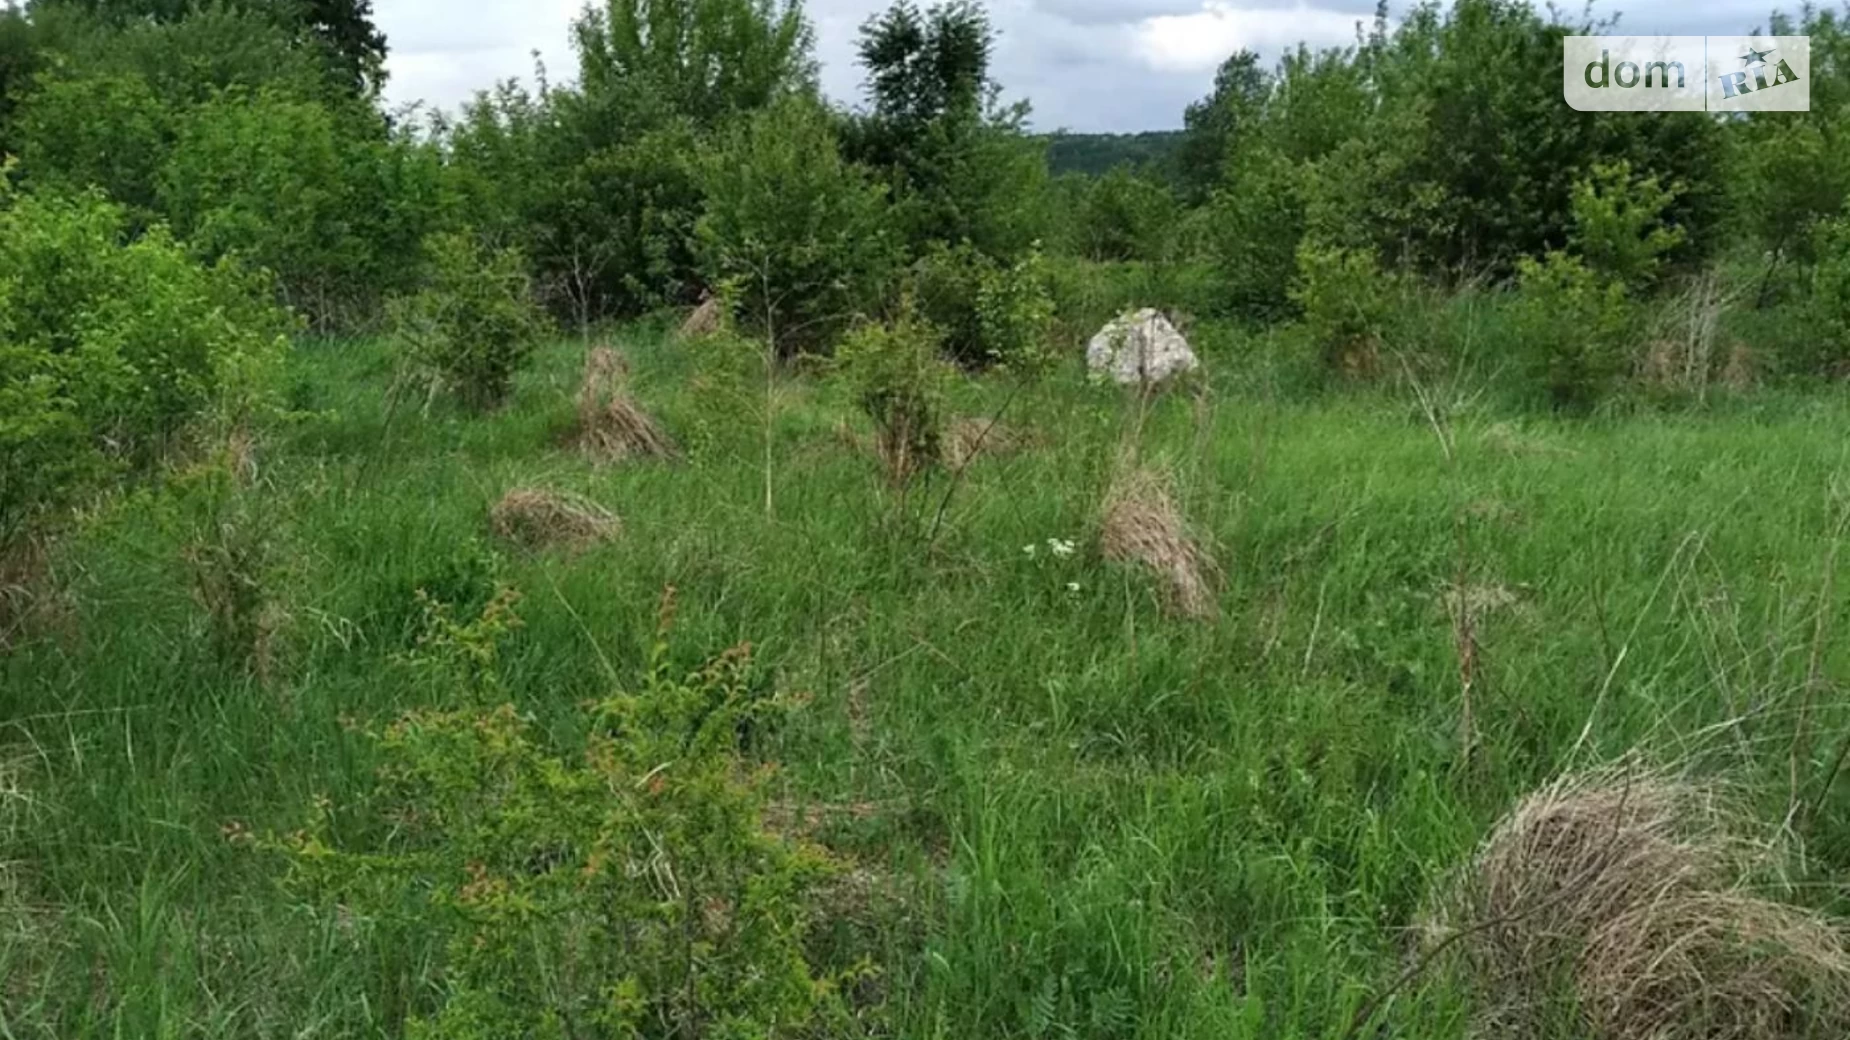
<box><xmin>4</xmin><ymin>0</ymin><xmax>1843</xmax><ymax>340</ymax></box>
<box><xmin>5</xmin><ymin>0</ymin><xmax>1850</xmax><ymax>555</ymax></box>
<box><xmin>1043</xmin><ymin>131</ymin><xmax>1184</xmax><ymax>178</ymax></box>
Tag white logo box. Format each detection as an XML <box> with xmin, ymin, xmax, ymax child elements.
<box><xmin>1564</xmin><ymin>36</ymin><xmax>1810</xmax><ymax>112</ymax></box>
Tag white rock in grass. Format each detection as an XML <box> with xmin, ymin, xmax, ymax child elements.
<box><xmin>1086</xmin><ymin>309</ymin><xmax>1198</xmax><ymax>386</ymax></box>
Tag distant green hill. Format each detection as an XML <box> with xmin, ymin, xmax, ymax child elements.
<box><xmin>1042</xmin><ymin>131</ymin><xmax>1185</xmax><ymax>178</ymax></box>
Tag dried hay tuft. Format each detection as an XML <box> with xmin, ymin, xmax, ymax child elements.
<box><xmin>489</xmin><ymin>488</ymin><xmax>620</xmax><ymax>554</ymax></box>
<box><xmin>1441</xmin><ymin>582</ymin><xmax>1522</xmax><ymax>620</ymax></box>
<box><xmin>1483</xmin><ymin>421</ymin><xmax>1576</xmax><ymax>458</ymax></box>
<box><xmin>574</xmin><ymin>347</ymin><xmax>680</xmax><ymax>464</ymax></box>
<box><xmin>678</xmin><ymin>296</ymin><xmax>725</xmax><ymax>340</ymax></box>
<box><xmin>943</xmin><ymin>417</ymin><xmax>1036</xmax><ymax>471</ymax></box>
<box><xmin>1099</xmin><ymin>466</ymin><xmax>1216</xmax><ymax>619</ymax></box>
<box><xmin>0</xmin><ymin>538</ymin><xmax>74</xmax><ymax>653</ymax></box>
<box><xmin>1427</xmin><ymin>765</ymin><xmax>1850</xmax><ymax>1040</ymax></box>
<box><xmin>1721</xmin><ymin>340</ymin><xmax>1759</xmax><ymax>392</ymax></box>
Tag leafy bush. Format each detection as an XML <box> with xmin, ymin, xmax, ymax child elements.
<box><xmin>1070</xmin><ymin>166</ymin><xmax>1179</xmax><ymax>262</ymax></box>
<box><xmin>1204</xmin><ymin>146</ymin><xmax>1304</xmax><ymax>320</ymax></box>
<box><xmin>1811</xmin><ymin>213</ymin><xmax>1850</xmax><ymax>376</ymax></box>
<box><xmin>1568</xmin><ymin>161</ymin><xmax>1687</xmax><ymax>294</ymax></box>
<box><xmin>696</xmin><ymin>96</ymin><xmax>897</xmax><ymax>355</ymax></box>
<box><xmin>160</xmin><ymin>88</ymin><xmax>449</xmax><ymax>327</ymax></box>
<box><xmin>445</xmin><ymin>105</ymin><xmax>702</xmax><ymax>326</ymax></box>
<box><xmin>974</xmin><ymin>245</ymin><xmax>1055</xmax><ymax>372</ymax></box>
<box><xmin>442</xmin><ymin>0</ymin><xmax>818</xmax><ymax>328</ymax></box>
<box><xmin>275</xmin><ymin>605</ymin><xmax>847</xmax><ymax>1039</ymax></box>
<box><xmin>571</xmin><ymin>0</ymin><xmax>816</xmax><ymax>130</ymax></box>
<box><xmin>140</xmin><ymin>441</ymin><xmax>291</xmax><ymax>678</ymax></box>
<box><xmin>1187</xmin><ymin>1</ymin><xmax>1726</xmax><ymax>295</ymax></box>
<box><xmin>1511</xmin><ymin>251</ymin><xmax>1637</xmax><ymax>409</ymax></box>
<box><xmin>847</xmin><ymin>1</ymin><xmax>1048</xmax><ymax>263</ymax></box>
<box><xmin>912</xmin><ymin>242</ymin><xmax>989</xmax><ymax>364</ymax></box>
<box><xmin>386</xmin><ymin>232</ymin><xmax>548</xmax><ymax>412</ymax></box>
<box><xmin>0</xmin><ymin>179</ymin><xmax>289</xmax><ymax>550</ymax></box>
<box><xmin>1288</xmin><ymin>242</ymin><xmax>1405</xmax><ymax>377</ymax></box>
<box><xmin>13</xmin><ymin>72</ymin><xmax>172</xmax><ymax>220</ymax></box>
<box><xmin>914</xmin><ymin>242</ymin><xmax>1053</xmax><ymax>369</ymax></box>
<box><xmin>837</xmin><ymin>308</ymin><xmax>951</xmax><ymax>487</ymax></box>
<box><xmin>539</xmin><ymin>125</ymin><xmax>709</xmax><ymax>319</ymax></box>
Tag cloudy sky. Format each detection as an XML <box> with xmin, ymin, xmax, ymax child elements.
<box><xmin>375</xmin><ymin>0</ymin><xmax>1790</xmax><ymax>133</ymax></box>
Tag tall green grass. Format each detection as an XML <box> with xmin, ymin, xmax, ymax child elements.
<box><xmin>5</xmin><ymin>327</ymin><xmax>1850</xmax><ymax>1037</ymax></box>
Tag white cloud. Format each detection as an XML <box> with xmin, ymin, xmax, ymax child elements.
<box><xmin>377</xmin><ymin>0</ymin><xmax>583</xmax><ymax>113</ymax></box>
<box><xmin>373</xmin><ymin>0</ymin><xmax>1781</xmax><ymax>132</ymax></box>
<box><xmin>1133</xmin><ymin>2</ymin><xmax>1364</xmax><ymax>73</ymax></box>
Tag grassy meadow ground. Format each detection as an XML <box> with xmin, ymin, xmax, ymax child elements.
<box><xmin>7</xmin><ymin>323</ymin><xmax>1850</xmax><ymax>1037</ymax></box>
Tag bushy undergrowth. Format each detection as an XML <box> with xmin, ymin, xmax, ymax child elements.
<box><xmin>12</xmin><ymin>0</ymin><xmax>1850</xmax><ymax>1035</ymax></box>
<box><xmin>1511</xmin><ymin>252</ymin><xmax>1639</xmax><ymax>410</ymax></box>
<box><xmin>837</xmin><ymin>308</ymin><xmax>952</xmax><ymax>487</ymax></box>
<box><xmin>697</xmin><ymin>96</ymin><xmax>898</xmax><ymax>355</ymax></box>
<box><xmin>1810</xmin><ymin>211</ymin><xmax>1850</xmax><ymax>376</ymax></box>
<box><xmin>386</xmin><ymin>232</ymin><xmax>548</xmax><ymax>412</ymax></box>
<box><xmin>0</xmin><ymin>177</ymin><xmax>288</xmax><ymax>553</ymax></box>
<box><xmin>913</xmin><ymin>241</ymin><xmax>1056</xmax><ymax>369</ymax></box>
<box><xmin>1288</xmin><ymin>242</ymin><xmax>1405</xmax><ymax>379</ymax></box>
<box><xmin>277</xmin><ymin>596</ymin><xmax>852</xmax><ymax>1038</ymax></box>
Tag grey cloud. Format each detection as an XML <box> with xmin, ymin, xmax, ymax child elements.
<box><xmin>380</xmin><ymin>0</ymin><xmax>1805</xmax><ymax>134</ymax></box>
<box><xmin>1034</xmin><ymin>0</ymin><xmax>1203</xmax><ymax>27</ymax></box>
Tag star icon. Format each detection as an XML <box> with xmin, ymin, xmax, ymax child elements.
<box><xmin>1741</xmin><ymin>46</ymin><xmax>1774</xmax><ymax>65</ymax></box>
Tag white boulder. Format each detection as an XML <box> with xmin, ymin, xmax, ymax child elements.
<box><xmin>1086</xmin><ymin>309</ymin><xmax>1198</xmax><ymax>386</ymax></box>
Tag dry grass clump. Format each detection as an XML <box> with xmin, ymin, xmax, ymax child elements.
<box><xmin>0</xmin><ymin>541</ymin><xmax>48</xmax><ymax>652</ymax></box>
<box><xmin>183</xmin><ymin>534</ymin><xmax>288</xmax><ymax>684</ymax></box>
<box><xmin>1428</xmin><ymin>765</ymin><xmax>1850</xmax><ymax>1040</ymax></box>
<box><xmin>943</xmin><ymin>417</ymin><xmax>1035</xmax><ymax>471</ymax></box>
<box><xmin>1721</xmin><ymin>340</ymin><xmax>1759</xmax><ymax>392</ymax></box>
<box><xmin>1638</xmin><ymin>271</ymin><xmax>1746</xmax><ymax>398</ymax></box>
<box><xmin>678</xmin><ymin>296</ymin><xmax>724</xmax><ymax>340</ymax></box>
<box><xmin>0</xmin><ymin>538</ymin><xmax>78</xmax><ymax>654</ymax></box>
<box><xmin>1441</xmin><ymin>581</ymin><xmax>1522</xmax><ymax>620</ymax></box>
<box><xmin>1099</xmin><ymin>466</ymin><xmax>1216</xmax><ymax>619</ymax></box>
<box><xmin>1482</xmin><ymin>421</ymin><xmax>1576</xmax><ymax>458</ymax></box>
<box><xmin>573</xmin><ymin>347</ymin><xmax>680</xmax><ymax>465</ymax></box>
<box><xmin>489</xmin><ymin>488</ymin><xmax>620</xmax><ymax>554</ymax></box>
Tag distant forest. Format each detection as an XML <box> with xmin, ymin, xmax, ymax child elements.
<box><xmin>1042</xmin><ymin>131</ymin><xmax>1184</xmax><ymax>177</ymax></box>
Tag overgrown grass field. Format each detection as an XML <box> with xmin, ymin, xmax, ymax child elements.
<box><xmin>8</xmin><ymin>328</ymin><xmax>1850</xmax><ymax>1038</ymax></box>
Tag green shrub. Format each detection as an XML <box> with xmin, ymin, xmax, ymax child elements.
<box><xmin>1568</xmin><ymin>161</ymin><xmax>1687</xmax><ymax>294</ymax></box>
<box><xmin>1811</xmin><ymin>213</ymin><xmax>1850</xmax><ymax>376</ymax></box>
<box><xmin>275</xmin><ymin>608</ymin><xmax>846</xmax><ymax>1039</ymax></box>
<box><xmin>912</xmin><ymin>242</ymin><xmax>989</xmax><ymax>364</ymax></box>
<box><xmin>138</xmin><ymin>442</ymin><xmax>291</xmax><ymax>677</ymax></box>
<box><xmin>13</xmin><ymin>72</ymin><xmax>172</xmax><ymax>221</ymax></box>
<box><xmin>1288</xmin><ymin>242</ymin><xmax>1404</xmax><ymax>377</ymax></box>
<box><xmin>386</xmin><ymin>232</ymin><xmax>548</xmax><ymax>412</ymax></box>
<box><xmin>397</xmin><ymin>584</ymin><xmax>524</xmax><ymax>704</ymax></box>
<box><xmin>159</xmin><ymin>88</ymin><xmax>449</xmax><ymax>328</ymax></box>
<box><xmin>450</xmin><ymin>116</ymin><xmax>706</xmax><ymax>324</ymax></box>
<box><xmin>1204</xmin><ymin>147</ymin><xmax>1304</xmax><ymax>320</ymax></box>
<box><xmin>1512</xmin><ymin>251</ymin><xmax>1637</xmax><ymax>409</ymax></box>
<box><xmin>837</xmin><ymin>308</ymin><xmax>951</xmax><ymax>487</ymax></box>
<box><xmin>975</xmin><ymin>244</ymin><xmax>1055</xmax><ymax>372</ymax></box>
<box><xmin>914</xmin><ymin>242</ymin><xmax>1052</xmax><ymax>369</ymax></box>
<box><xmin>1070</xmin><ymin>166</ymin><xmax>1179</xmax><ymax>262</ymax></box>
<box><xmin>0</xmin><ymin>179</ymin><xmax>289</xmax><ymax>550</ymax></box>
<box><xmin>695</xmin><ymin>96</ymin><xmax>898</xmax><ymax>355</ymax></box>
